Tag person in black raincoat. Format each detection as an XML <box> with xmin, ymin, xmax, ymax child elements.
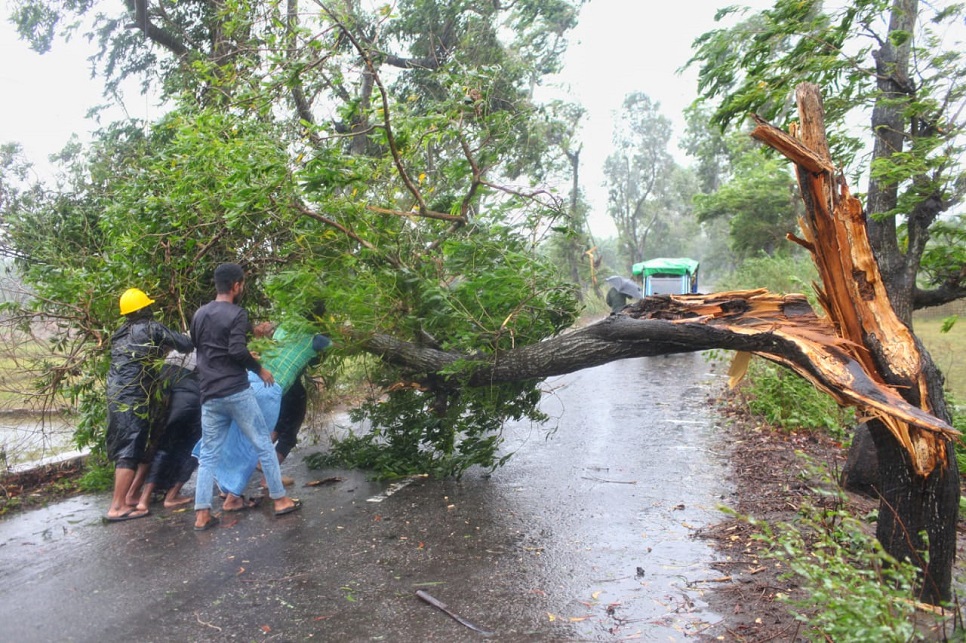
<box><xmin>132</xmin><ymin>350</ymin><xmax>202</xmax><ymax>513</ymax></box>
<box><xmin>105</xmin><ymin>288</ymin><xmax>193</xmax><ymax>522</ymax></box>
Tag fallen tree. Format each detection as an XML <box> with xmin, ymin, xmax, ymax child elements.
<box><xmin>365</xmin><ymin>290</ymin><xmax>951</xmax><ymax>438</ymax></box>
<box><xmin>363</xmin><ymin>83</ymin><xmax>960</xmax><ymax>605</ymax></box>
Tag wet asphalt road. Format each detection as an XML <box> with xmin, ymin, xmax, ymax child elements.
<box><xmin>0</xmin><ymin>354</ymin><xmax>734</xmax><ymax>642</ymax></box>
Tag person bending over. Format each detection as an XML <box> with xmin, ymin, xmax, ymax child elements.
<box><xmin>105</xmin><ymin>288</ymin><xmax>192</xmax><ymax>522</ymax></box>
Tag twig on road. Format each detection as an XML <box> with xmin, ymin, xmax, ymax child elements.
<box><xmin>194</xmin><ymin>612</ymin><xmax>223</xmax><ymax>632</ymax></box>
<box><xmin>416</xmin><ymin>590</ymin><xmax>495</xmax><ymax>637</ymax></box>
<box><xmin>581</xmin><ymin>476</ymin><xmax>637</xmax><ymax>485</ymax></box>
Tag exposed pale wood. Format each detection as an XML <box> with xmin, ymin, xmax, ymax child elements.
<box><xmin>750</xmin><ymin>82</ymin><xmax>948</xmax><ymax>476</ymax></box>
<box><xmin>750</xmin><ymin>115</ymin><xmax>835</xmax><ymax>175</ymax></box>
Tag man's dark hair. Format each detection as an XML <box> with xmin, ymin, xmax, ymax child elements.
<box><xmin>214</xmin><ymin>263</ymin><xmax>245</xmax><ymax>294</ymax></box>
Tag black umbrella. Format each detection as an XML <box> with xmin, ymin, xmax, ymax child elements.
<box><xmin>605</xmin><ymin>275</ymin><xmax>642</xmax><ymax>299</ymax></box>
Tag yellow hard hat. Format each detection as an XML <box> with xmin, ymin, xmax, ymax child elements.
<box><xmin>119</xmin><ymin>288</ymin><xmax>155</xmax><ymax>315</ymax></box>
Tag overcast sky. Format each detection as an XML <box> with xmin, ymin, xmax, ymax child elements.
<box><xmin>544</xmin><ymin>0</ymin><xmax>774</xmax><ymax>236</ymax></box>
<box><xmin>0</xmin><ymin>1</ymin><xmax>772</xmax><ymax>237</ymax></box>
<box><xmin>0</xmin><ymin>5</ymin><xmax>165</xmax><ymax>189</ymax></box>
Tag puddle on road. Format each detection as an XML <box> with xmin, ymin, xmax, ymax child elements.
<box><xmin>493</xmin><ymin>353</ymin><xmax>733</xmax><ymax>639</ymax></box>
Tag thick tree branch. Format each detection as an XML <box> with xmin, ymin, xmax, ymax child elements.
<box><xmin>362</xmin><ymin>290</ymin><xmax>954</xmax><ymax>438</ymax></box>
<box><xmin>294</xmin><ymin>202</ymin><xmax>408</xmax><ymax>271</ymax></box>
<box><xmin>364</xmin><ymin>205</ymin><xmax>465</xmax><ymax>223</ymax></box>
<box><xmin>914</xmin><ymin>283</ymin><xmax>966</xmax><ymax>309</ymax></box>
<box><xmin>382</xmin><ymin>54</ymin><xmax>443</xmax><ymax>70</ymax></box>
<box><xmin>321</xmin><ymin>7</ymin><xmax>428</xmax><ymax>213</ymax></box>
<box><xmin>124</xmin><ymin>0</ymin><xmax>190</xmax><ymax>57</ymax></box>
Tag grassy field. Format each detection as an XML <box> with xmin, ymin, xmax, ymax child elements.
<box><xmin>0</xmin><ymin>332</ymin><xmax>69</xmax><ymax>411</ymax></box>
<box><xmin>914</xmin><ymin>315</ymin><xmax>966</xmax><ymax>404</ymax></box>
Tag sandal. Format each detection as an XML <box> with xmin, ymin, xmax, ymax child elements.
<box><xmin>104</xmin><ymin>509</ymin><xmax>150</xmax><ymax>523</ymax></box>
<box><xmin>193</xmin><ymin>515</ymin><xmax>220</xmax><ymax>531</ymax></box>
<box><xmin>274</xmin><ymin>498</ymin><xmax>302</xmax><ymax>517</ymax></box>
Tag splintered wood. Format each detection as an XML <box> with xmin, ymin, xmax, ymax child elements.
<box><xmin>625</xmin><ymin>83</ymin><xmax>954</xmax><ymax>477</ymax></box>
<box><xmin>740</xmin><ymin>82</ymin><xmax>953</xmax><ymax>475</ymax></box>
<box><xmin>630</xmin><ymin>290</ymin><xmax>955</xmax><ymax>458</ymax></box>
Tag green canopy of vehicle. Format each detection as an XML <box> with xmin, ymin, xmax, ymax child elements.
<box><xmin>631</xmin><ymin>258</ymin><xmax>700</xmax><ymax>278</ymax></box>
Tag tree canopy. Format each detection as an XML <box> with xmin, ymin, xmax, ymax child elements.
<box><xmin>2</xmin><ymin>0</ymin><xmax>589</xmax><ymax>476</ymax></box>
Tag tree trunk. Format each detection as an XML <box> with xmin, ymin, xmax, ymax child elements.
<box><xmin>866</xmin><ymin>0</ymin><xmax>918</xmax><ymax>321</ymax></box>
<box><xmin>751</xmin><ymin>83</ymin><xmax>958</xmax><ymax>605</ymax></box>
<box><xmin>364</xmin><ymin>292</ymin><xmax>953</xmax><ymax>436</ymax></box>
<box><xmin>564</xmin><ymin>147</ymin><xmax>584</xmax><ymax>301</ymax></box>
<box><xmin>868</xmin><ymin>420</ymin><xmax>958</xmax><ymax>603</ymax></box>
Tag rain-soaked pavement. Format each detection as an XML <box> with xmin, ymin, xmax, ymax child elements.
<box><xmin>0</xmin><ymin>353</ymin><xmax>734</xmax><ymax>642</ymax></box>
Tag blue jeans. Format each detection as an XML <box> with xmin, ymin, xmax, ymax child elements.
<box><xmin>194</xmin><ymin>387</ymin><xmax>286</xmax><ymax>510</ymax></box>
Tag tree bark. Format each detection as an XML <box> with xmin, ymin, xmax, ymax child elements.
<box><xmin>364</xmin><ymin>291</ymin><xmax>953</xmax><ymax>438</ymax></box>
<box><xmin>866</xmin><ymin>0</ymin><xmax>918</xmax><ymax>322</ymax></box>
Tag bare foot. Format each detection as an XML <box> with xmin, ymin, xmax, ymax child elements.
<box><xmin>221</xmin><ymin>493</ymin><xmax>245</xmax><ymax>512</ymax></box>
<box><xmin>223</xmin><ymin>495</ymin><xmax>261</xmax><ymax>512</ymax></box>
<box><xmin>194</xmin><ymin>509</ymin><xmax>219</xmax><ymax>531</ymax></box>
<box><xmin>260</xmin><ymin>475</ymin><xmax>295</xmax><ymax>488</ymax></box>
<box><xmin>163</xmin><ymin>496</ymin><xmax>193</xmax><ymax>509</ymax></box>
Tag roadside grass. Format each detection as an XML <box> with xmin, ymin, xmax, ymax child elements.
<box><xmin>913</xmin><ymin>315</ymin><xmax>965</xmax><ymax>403</ymax></box>
<box><xmin>739</xmin><ymin>464</ymin><xmax>948</xmax><ymax>641</ymax></box>
<box><xmin>721</xmin><ymin>301</ymin><xmax>966</xmax><ymax>637</ymax></box>
<box><xmin>734</xmin><ymin>357</ymin><xmax>854</xmax><ymax>441</ymax></box>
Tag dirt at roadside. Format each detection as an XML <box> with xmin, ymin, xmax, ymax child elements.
<box><xmin>695</xmin><ymin>397</ymin><xmax>966</xmax><ymax>642</ymax></box>
<box><xmin>0</xmin><ymin>457</ymin><xmax>87</xmax><ymax>515</ymax></box>
<box><xmin>694</xmin><ymin>404</ymin><xmax>851</xmax><ymax>641</ymax></box>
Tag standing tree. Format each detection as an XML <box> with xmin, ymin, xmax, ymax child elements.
<box><xmin>693</xmin><ymin>146</ymin><xmax>803</xmax><ymax>259</ymax></box>
<box><xmin>689</xmin><ymin>0</ymin><xmax>966</xmax><ymax>603</ymax></box>
<box><xmin>535</xmin><ymin>100</ymin><xmax>596</xmax><ymax>301</ymax></box>
<box><xmin>684</xmin><ymin>104</ymin><xmax>805</xmax><ymax>262</ymax></box>
<box><xmin>603</xmin><ymin>93</ymin><xmax>680</xmax><ymax>272</ymax></box>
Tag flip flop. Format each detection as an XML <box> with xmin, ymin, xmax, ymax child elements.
<box><xmin>274</xmin><ymin>499</ymin><xmax>302</xmax><ymax>517</ymax></box>
<box><xmin>193</xmin><ymin>515</ymin><xmax>220</xmax><ymax>531</ymax></box>
<box><xmin>104</xmin><ymin>509</ymin><xmax>150</xmax><ymax>523</ymax></box>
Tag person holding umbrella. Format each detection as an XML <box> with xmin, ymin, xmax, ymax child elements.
<box><xmin>604</xmin><ymin>275</ymin><xmax>642</xmax><ymax>313</ymax></box>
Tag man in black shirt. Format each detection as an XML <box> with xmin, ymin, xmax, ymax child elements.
<box><xmin>190</xmin><ymin>263</ymin><xmax>300</xmax><ymax>531</ymax></box>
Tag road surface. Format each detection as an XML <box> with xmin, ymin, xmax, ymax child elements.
<box><xmin>0</xmin><ymin>354</ymin><xmax>733</xmax><ymax>641</ymax></box>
